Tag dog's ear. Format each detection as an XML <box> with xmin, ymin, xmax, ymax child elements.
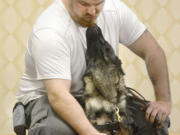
<box><xmin>103</xmin><ymin>48</ymin><xmax>114</xmax><ymax>62</ymax></box>
<box><xmin>101</xmin><ymin>43</ymin><xmax>125</xmax><ymax>75</ymax></box>
<box><xmin>101</xmin><ymin>42</ymin><xmax>116</xmax><ymax>61</ymax></box>
<box><xmin>114</xmin><ymin>56</ymin><xmax>125</xmax><ymax>75</ymax></box>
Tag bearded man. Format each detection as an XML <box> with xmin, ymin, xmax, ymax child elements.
<box><xmin>15</xmin><ymin>0</ymin><xmax>171</xmax><ymax>134</ymax></box>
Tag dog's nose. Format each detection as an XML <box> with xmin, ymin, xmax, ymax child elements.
<box><xmin>86</xmin><ymin>24</ymin><xmax>99</xmax><ymax>38</ymax></box>
<box><xmin>91</xmin><ymin>24</ymin><xmax>99</xmax><ymax>34</ymax></box>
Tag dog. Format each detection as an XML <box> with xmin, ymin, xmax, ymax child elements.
<box><xmin>83</xmin><ymin>24</ymin><xmax>131</xmax><ymax>135</ymax></box>
<box><xmin>83</xmin><ymin>24</ymin><xmax>170</xmax><ymax>135</ymax></box>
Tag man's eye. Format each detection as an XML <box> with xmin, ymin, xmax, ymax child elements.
<box><xmin>80</xmin><ymin>2</ymin><xmax>89</xmax><ymax>6</ymax></box>
<box><xmin>96</xmin><ymin>0</ymin><xmax>104</xmax><ymax>6</ymax></box>
<box><xmin>95</xmin><ymin>2</ymin><xmax>102</xmax><ymax>6</ymax></box>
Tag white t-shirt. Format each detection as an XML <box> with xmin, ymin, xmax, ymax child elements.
<box><xmin>16</xmin><ymin>0</ymin><xmax>146</xmax><ymax>105</ymax></box>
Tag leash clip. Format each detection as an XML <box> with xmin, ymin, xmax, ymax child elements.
<box><xmin>115</xmin><ymin>106</ymin><xmax>123</xmax><ymax>123</ymax></box>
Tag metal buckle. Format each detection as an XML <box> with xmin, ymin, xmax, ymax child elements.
<box><xmin>114</xmin><ymin>106</ymin><xmax>123</xmax><ymax>123</ymax></box>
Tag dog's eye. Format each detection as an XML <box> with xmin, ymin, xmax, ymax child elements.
<box><xmin>105</xmin><ymin>47</ymin><xmax>113</xmax><ymax>54</ymax></box>
<box><xmin>106</xmin><ymin>47</ymin><xmax>110</xmax><ymax>52</ymax></box>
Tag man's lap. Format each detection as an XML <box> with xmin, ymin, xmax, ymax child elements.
<box><xmin>25</xmin><ymin>95</ymin><xmax>77</xmax><ymax>135</ymax></box>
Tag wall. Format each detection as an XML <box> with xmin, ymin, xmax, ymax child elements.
<box><xmin>0</xmin><ymin>0</ymin><xmax>179</xmax><ymax>134</ymax></box>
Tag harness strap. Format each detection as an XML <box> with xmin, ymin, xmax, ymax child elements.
<box><xmin>94</xmin><ymin>121</ymin><xmax>120</xmax><ymax>131</ymax></box>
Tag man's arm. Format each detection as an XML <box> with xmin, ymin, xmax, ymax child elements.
<box><xmin>43</xmin><ymin>79</ymin><xmax>106</xmax><ymax>135</ymax></box>
<box><xmin>127</xmin><ymin>29</ymin><xmax>171</xmax><ymax>126</ymax></box>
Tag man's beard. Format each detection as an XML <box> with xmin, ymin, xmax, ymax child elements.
<box><xmin>78</xmin><ymin>17</ymin><xmax>96</xmax><ymax>27</ymax></box>
<box><xmin>73</xmin><ymin>15</ymin><xmax>98</xmax><ymax>27</ymax></box>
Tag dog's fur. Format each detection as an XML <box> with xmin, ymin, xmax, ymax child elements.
<box><xmin>83</xmin><ymin>24</ymin><xmax>130</xmax><ymax>135</ymax></box>
<box><xmin>83</xmin><ymin>24</ymin><xmax>170</xmax><ymax>135</ymax></box>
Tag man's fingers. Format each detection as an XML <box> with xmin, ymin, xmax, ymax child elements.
<box><xmin>146</xmin><ymin>104</ymin><xmax>153</xmax><ymax>121</ymax></box>
<box><xmin>145</xmin><ymin>101</ymin><xmax>171</xmax><ymax>126</ymax></box>
<box><xmin>160</xmin><ymin>112</ymin><xmax>167</xmax><ymax>126</ymax></box>
<box><xmin>149</xmin><ymin>109</ymin><xmax>158</xmax><ymax>124</ymax></box>
<box><xmin>155</xmin><ymin>112</ymin><xmax>167</xmax><ymax>128</ymax></box>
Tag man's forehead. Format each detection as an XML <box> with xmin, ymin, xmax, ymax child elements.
<box><xmin>77</xmin><ymin>0</ymin><xmax>105</xmax><ymax>5</ymax></box>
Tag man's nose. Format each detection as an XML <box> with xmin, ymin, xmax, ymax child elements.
<box><xmin>87</xmin><ymin>6</ymin><xmax>96</xmax><ymax>16</ymax></box>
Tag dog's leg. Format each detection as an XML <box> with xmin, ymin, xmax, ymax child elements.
<box><xmin>84</xmin><ymin>76</ymin><xmax>103</xmax><ymax>122</ymax></box>
<box><xmin>84</xmin><ymin>75</ymin><xmax>96</xmax><ymax>95</ymax></box>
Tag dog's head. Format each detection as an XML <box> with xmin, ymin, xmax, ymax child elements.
<box><xmin>86</xmin><ymin>24</ymin><xmax>124</xmax><ymax>75</ymax></box>
<box><xmin>85</xmin><ymin>24</ymin><xmax>127</xmax><ymax>103</ymax></box>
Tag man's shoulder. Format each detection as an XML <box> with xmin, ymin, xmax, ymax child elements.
<box><xmin>32</xmin><ymin>0</ymin><xmax>73</xmax><ymax>37</ymax></box>
<box><xmin>103</xmin><ymin>0</ymin><xmax>126</xmax><ymax>12</ymax></box>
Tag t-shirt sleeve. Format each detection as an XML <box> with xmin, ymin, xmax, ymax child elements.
<box><xmin>115</xmin><ymin>0</ymin><xmax>146</xmax><ymax>46</ymax></box>
<box><xmin>30</xmin><ymin>29</ymin><xmax>71</xmax><ymax>80</ymax></box>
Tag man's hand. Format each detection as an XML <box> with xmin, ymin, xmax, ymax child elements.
<box><xmin>145</xmin><ymin>101</ymin><xmax>171</xmax><ymax>127</ymax></box>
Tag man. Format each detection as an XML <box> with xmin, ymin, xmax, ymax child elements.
<box><xmin>16</xmin><ymin>0</ymin><xmax>171</xmax><ymax>134</ymax></box>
